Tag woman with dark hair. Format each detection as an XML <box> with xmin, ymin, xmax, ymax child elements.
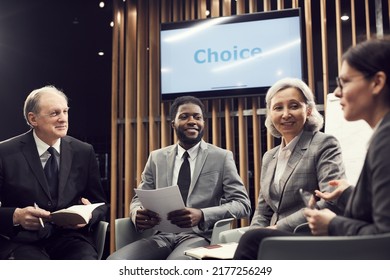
<box><xmin>234</xmin><ymin>36</ymin><xmax>390</xmax><ymax>259</ymax></box>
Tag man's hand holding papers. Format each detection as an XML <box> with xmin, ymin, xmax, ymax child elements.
<box><xmin>134</xmin><ymin>185</ymin><xmax>192</xmax><ymax>233</ymax></box>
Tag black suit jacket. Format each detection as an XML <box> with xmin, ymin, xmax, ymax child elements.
<box><xmin>0</xmin><ymin>130</ymin><xmax>107</xmax><ymax>243</ymax></box>
<box><xmin>329</xmin><ymin>111</ymin><xmax>390</xmax><ymax>235</ymax></box>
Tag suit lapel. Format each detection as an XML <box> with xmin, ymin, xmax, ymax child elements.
<box><xmin>262</xmin><ymin>148</ymin><xmax>279</xmax><ymax>201</ymax></box>
<box><xmin>166</xmin><ymin>145</ymin><xmax>177</xmax><ymax>186</ymax></box>
<box><xmin>279</xmin><ymin>131</ymin><xmax>313</xmax><ymax>191</ymax></box>
<box><xmin>188</xmin><ymin>140</ymin><xmax>208</xmax><ymax>196</ymax></box>
<box><xmin>58</xmin><ymin>137</ymin><xmax>73</xmax><ymax>201</ymax></box>
<box><xmin>21</xmin><ymin>131</ymin><xmax>52</xmax><ymax>199</ymax></box>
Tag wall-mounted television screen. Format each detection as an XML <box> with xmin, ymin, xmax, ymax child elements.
<box><xmin>160</xmin><ymin>8</ymin><xmax>303</xmax><ymax>101</ymax></box>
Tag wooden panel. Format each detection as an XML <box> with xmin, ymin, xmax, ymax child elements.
<box><xmin>351</xmin><ymin>0</ymin><xmax>357</xmax><ymax>46</ymax></box>
<box><xmin>124</xmin><ymin>0</ymin><xmax>138</xmax><ymax>219</ymax></box>
<box><xmin>224</xmin><ymin>100</ymin><xmax>234</xmax><ymax>152</ymax></box>
<box><xmin>110</xmin><ymin>0</ymin><xmax>389</xmax><ymax>253</ymax></box>
<box><xmin>236</xmin><ymin>0</ymin><xmax>245</xmax><ymax>14</ymax></box>
<box><xmin>148</xmin><ymin>1</ymin><xmax>160</xmax><ymax>152</ymax></box>
<box><xmin>136</xmin><ymin>0</ymin><xmax>148</xmax><ymax>194</ymax></box>
<box><xmin>320</xmin><ymin>0</ymin><xmax>329</xmax><ymax>109</ymax></box>
<box><xmin>304</xmin><ymin>0</ymin><xmax>315</xmax><ymax>90</ymax></box>
<box><xmin>248</xmin><ymin>0</ymin><xmax>257</xmax><ymax>12</ymax></box>
<box><xmin>212</xmin><ymin>101</ymin><xmax>221</xmax><ymax>146</ymax></box>
<box><xmin>110</xmin><ymin>0</ymin><xmax>131</xmax><ymax>253</ymax></box>
<box><xmin>335</xmin><ymin>0</ymin><xmax>343</xmax><ymax>71</ymax></box>
<box><xmin>110</xmin><ymin>0</ymin><xmax>121</xmax><ymax>253</ymax></box>
<box><xmin>251</xmin><ymin>97</ymin><xmax>261</xmax><ymax>207</ymax></box>
<box><xmin>222</xmin><ymin>0</ymin><xmax>231</xmax><ymax>16</ymax></box>
<box><xmin>211</xmin><ymin>0</ymin><xmax>220</xmax><ymax>17</ymax></box>
<box><xmin>264</xmin><ymin>0</ymin><xmax>271</xmax><ymax>11</ymax></box>
<box><xmin>198</xmin><ymin>0</ymin><xmax>207</xmax><ymax>19</ymax></box>
<box><xmin>365</xmin><ymin>0</ymin><xmax>371</xmax><ymax>39</ymax></box>
<box><xmin>277</xmin><ymin>0</ymin><xmax>284</xmax><ymax>10</ymax></box>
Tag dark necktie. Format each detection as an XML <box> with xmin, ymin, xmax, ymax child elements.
<box><xmin>44</xmin><ymin>147</ymin><xmax>59</xmax><ymax>200</ymax></box>
<box><xmin>177</xmin><ymin>151</ymin><xmax>190</xmax><ymax>205</ymax></box>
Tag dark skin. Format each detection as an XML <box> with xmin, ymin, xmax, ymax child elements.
<box><xmin>135</xmin><ymin>103</ymin><xmax>205</xmax><ymax>230</ymax></box>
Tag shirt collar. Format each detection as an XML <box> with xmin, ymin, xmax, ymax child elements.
<box><xmin>177</xmin><ymin>142</ymin><xmax>201</xmax><ymax>160</ymax></box>
<box><xmin>279</xmin><ymin>130</ymin><xmax>303</xmax><ymax>155</ymax></box>
<box><xmin>33</xmin><ymin>130</ymin><xmax>61</xmax><ymax>156</ymax></box>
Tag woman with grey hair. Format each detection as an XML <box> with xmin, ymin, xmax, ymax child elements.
<box><xmin>247</xmin><ymin>77</ymin><xmax>346</xmax><ymax>234</ymax></box>
<box><xmin>264</xmin><ymin>77</ymin><xmax>324</xmax><ymax>137</ymax></box>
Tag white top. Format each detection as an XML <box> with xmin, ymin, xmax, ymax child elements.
<box><xmin>273</xmin><ymin>131</ymin><xmax>303</xmax><ymax>192</ymax></box>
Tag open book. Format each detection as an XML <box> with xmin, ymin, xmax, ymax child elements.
<box><xmin>51</xmin><ymin>202</ymin><xmax>105</xmax><ymax>226</ymax></box>
<box><xmin>184</xmin><ymin>242</ymin><xmax>238</xmax><ymax>259</ymax></box>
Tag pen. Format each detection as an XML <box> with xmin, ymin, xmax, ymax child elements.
<box><xmin>34</xmin><ymin>202</ymin><xmax>45</xmax><ymax>228</ymax></box>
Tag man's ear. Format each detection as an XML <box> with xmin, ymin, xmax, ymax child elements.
<box><xmin>171</xmin><ymin>120</ymin><xmax>175</xmax><ymax>129</ymax></box>
<box><xmin>28</xmin><ymin>112</ymin><xmax>38</xmax><ymax>127</ymax></box>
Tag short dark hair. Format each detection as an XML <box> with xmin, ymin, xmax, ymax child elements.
<box><xmin>169</xmin><ymin>96</ymin><xmax>205</xmax><ymax>121</ymax></box>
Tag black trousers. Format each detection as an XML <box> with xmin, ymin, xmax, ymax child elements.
<box><xmin>233</xmin><ymin>228</ymin><xmax>295</xmax><ymax>260</ymax></box>
<box><xmin>0</xmin><ymin>232</ymin><xmax>97</xmax><ymax>260</ymax></box>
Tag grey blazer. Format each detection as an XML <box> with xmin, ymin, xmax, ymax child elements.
<box><xmin>251</xmin><ymin>130</ymin><xmax>346</xmax><ymax>232</ymax></box>
<box><xmin>130</xmin><ymin>140</ymin><xmax>251</xmax><ymax>237</ymax></box>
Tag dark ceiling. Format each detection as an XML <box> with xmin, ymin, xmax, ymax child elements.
<box><xmin>0</xmin><ymin>0</ymin><xmax>113</xmax><ymax>152</ymax></box>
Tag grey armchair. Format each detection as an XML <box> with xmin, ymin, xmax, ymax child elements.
<box><xmin>258</xmin><ymin>233</ymin><xmax>390</xmax><ymax>260</ymax></box>
<box><xmin>94</xmin><ymin>221</ymin><xmax>109</xmax><ymax>260</ymax></box>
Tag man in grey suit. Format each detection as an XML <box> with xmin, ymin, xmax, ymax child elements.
<box><xmin>0</xmin><ymin>85</ymin><xmax>107</xmax><ymax>259</ymax></box>
<box><xmin>108</xmin><ymin>95</ymin><xmax>251</xmax><ymax>260</ymax></box>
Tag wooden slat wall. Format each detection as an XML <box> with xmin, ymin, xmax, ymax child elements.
<box><xmin>110</xmin><ymin>0</ymin><xmax>389</xmax><ymax>253</ymax></box>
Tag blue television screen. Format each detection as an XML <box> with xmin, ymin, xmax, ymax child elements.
<box><xmin>160</xmin><ymin>8</ymin><xmax>303</xmax><ymax>100</ymax></box>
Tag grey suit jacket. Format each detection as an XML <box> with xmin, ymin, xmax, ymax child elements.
<box><xmin>330</xmin><ymin>112</ymin><xmax>390</xmax><ymax>235</ymax></box>
<box><xmin>251</xmin><ymin>130</ymin><xmax>346</xmax><ymax>232</ymax></box>
<box><xmin>130</xmin><ymin>140</ymin><xmax>251</xmax><ymax>237</ymax></box>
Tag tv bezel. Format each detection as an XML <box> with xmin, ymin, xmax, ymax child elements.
<box><xmin>159</xmin><ymin>8</ymin><xmax>305</xmax><ymax>101</ymax></box>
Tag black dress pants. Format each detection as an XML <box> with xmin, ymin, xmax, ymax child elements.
<box><xmin>233</xmin><ymin>228</ymin><xmax>294</xmax><ymax>260</ymax></box>
<box><xmin>0</xmin><ymin>232</ymin><xmax>97</xmax><ymax>260</ymax></box>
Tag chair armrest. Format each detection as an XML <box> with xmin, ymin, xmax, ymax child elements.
<box><xmin>219</xmin><ymin>226</ymin><xmax>250</xmax><ymax>243</ymax></box>
<box><xmin>95</xmin><ymin>221</ymin><xmax>109</xmax><ymax>260</ymax></box>
<box><xmin>114</xmin><ymin>217</ymin><xmax>155</xmax><ymax>250</ymax></box>
<box><xmin>210</xmin><ymin>218</ymin><xmax>234</xmax><ymax>245</ymax></box>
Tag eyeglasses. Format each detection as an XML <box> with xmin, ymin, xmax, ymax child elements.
<box><xmin>335</xmin><ymin>74</ymin><xmax>369</xmax><ymax>92</ymax></box>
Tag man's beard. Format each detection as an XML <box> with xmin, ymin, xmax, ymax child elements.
<box><xmin>176</xmin><ymin>128</ymin><xmax>204</xmax><ymax>146</ymax></box>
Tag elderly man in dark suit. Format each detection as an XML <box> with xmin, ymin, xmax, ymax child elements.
<box><xmin>0</xmin><ymin>85</ymin><xmax>107</xmax><ymax>259</ymax></box>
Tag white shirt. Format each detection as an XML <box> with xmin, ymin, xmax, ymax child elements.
<box><xmin>172</xmin><ymin>142</ymin><xmax>200</xmax><ymax>186</ymax></box>
<box><xmin>273</xmin><ymin>131</ymin><xmax>303</xmax><ymax>192</ymax></box>
<box><xmin>33</xmin><ymin>130</ymin><xmax>61</xmax><ymax>168</ymax></box>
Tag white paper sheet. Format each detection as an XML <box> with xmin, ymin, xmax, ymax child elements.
<box><xmin>135</xmin><ymin>185</ymin><xmax>191</xmax><ymax>233</ymax></box>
